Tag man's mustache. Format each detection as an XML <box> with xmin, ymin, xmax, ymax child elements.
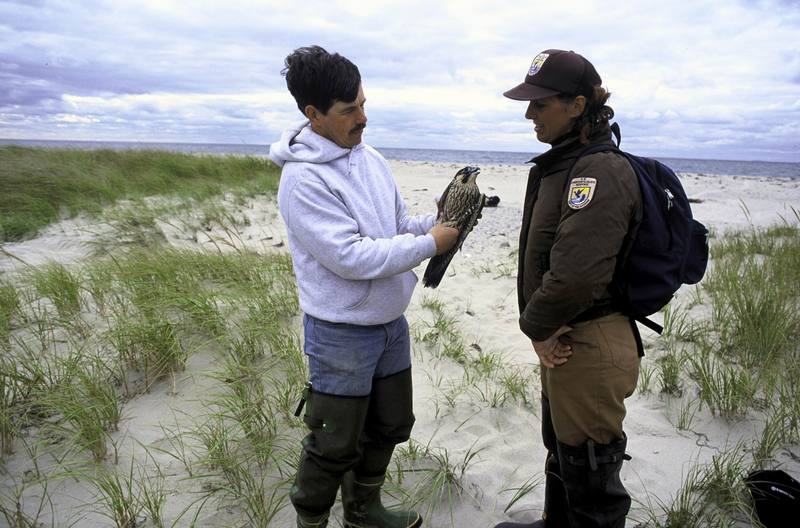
<box><xmin>351</xmin><ymin>124</ymin><xmax>366</xmax><ymax>134</ymax></box>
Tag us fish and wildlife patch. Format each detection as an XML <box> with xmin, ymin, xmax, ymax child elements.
<box><xmin>567</xmin><ymin>177</ymin><xmax>597</xmax><ymax>209</ymax></box>
<box><xmin>528</xmin><ymin>53</ymin><xmax>549</xmax><ymax>76</ymax></box>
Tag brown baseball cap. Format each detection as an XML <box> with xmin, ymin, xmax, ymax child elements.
<box><xmin>503</xmin><ymin>49</ymin><xmax>601</xmax><ymax>101</ymax></box>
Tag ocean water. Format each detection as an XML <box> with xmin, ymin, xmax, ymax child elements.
<box><xmin>2</xmin><ymin>138</ymin><xmax>799</xmax><ymax>180</ymax></box>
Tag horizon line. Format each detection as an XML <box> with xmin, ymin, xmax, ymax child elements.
<box><xmin>1</xmin><ymin>137</ymin><xmax>797</xmax><ymax>166</ymax></box>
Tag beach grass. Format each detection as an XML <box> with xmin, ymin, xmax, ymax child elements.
<box><xmin>0</xmin><ymin>281</ymin><xmax>21</xmax><ymax>348</ymax></box>
<box><xmin>656</xmin><ymin>348</ymin><xmax>686</xmax><ymax>397</ymax></box>
<box><xmin>631</xmin><ymin>217</ymin><xmax>799</xmax><ymax>526</ymax></box>
<box><xmin>137</xmin><ymin>461</ymin><xmax>167</xmax><ymax>528</ymax></box>
<box><xmin>0</xmin><ymin>146</ymin><xmax>279</xmax><ymax>242</ymax></box>
<box><xmin>0</xmin><ymin>146</ymin><xmax>307</xmax><ymax>525</ymax></box>
<box><xmin>89</xmin><ymin>460</ymin><xmax>143</xmax><ymax>528</ymax></box>
<box><xmin>705</xmin><ymin>219</ymin><xmax>800</xmax><ymax>368</ymax></box>
<box><xmin>0</xmin><ymin>473</ymin><xmax>54</xmax><ymax>528</ymax></box>
<box><xmin>633</xmin><ymin>217</ymin><xmax>800</xmax><ymax>424</ymax></box>
<box><xmin>500</xmin><ymin>475</ymin><xmax>543</xmax><ymax>515</ymax></box>
<box><xmin>43</xmin><ymin>355</ymin><xmax>122</xmax><ymax>462</ymax></box>
<box><xmin>691</xmin><ymin>220</ymin><xmax>799</xmax><ymax>420</ymax></box>
<box><xmin>30</xmin><ymin>262</ymin><xmax>84</xmax><ymax>318</ymax></box>
<box><xmin>393</xmin><ymin>439</ymin><xmax>486</xmax><ymax>524</ymax></box>
<box><xmin>413</xmin><ymin>294</ymin><xmax>540</xmax><ymax>413</ymax></box>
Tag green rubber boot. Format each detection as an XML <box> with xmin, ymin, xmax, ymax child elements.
<box><xmin>341</xmin><ymin>472</ymin><xmax>422</xmax><ymax>528</ymax></box>
<box><xmin>297</xmin><ymin>511</ymin><xmax>329</xmax><ymax>527</ymax></box>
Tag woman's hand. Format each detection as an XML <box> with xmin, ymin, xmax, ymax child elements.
<box><xmin>532</xmin><ymin>325</ymin><xmax>573</xmax><ymax>368</ymax></box>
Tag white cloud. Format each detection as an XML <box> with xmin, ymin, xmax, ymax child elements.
<box><xmin>0</xmin><ymin>0</ymin><xmax>798</xmax><ymax>161</ymax></box>
<box><xmin>54</xmin><ymin>113</ymin><xmax>98</xmax><ymax>123</ymax></box>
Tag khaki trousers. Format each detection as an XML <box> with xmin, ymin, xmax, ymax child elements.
<box><xmin>541</xmin><ymin>313</ymin><xmax>640</xmax><ymax>447</ymax></box>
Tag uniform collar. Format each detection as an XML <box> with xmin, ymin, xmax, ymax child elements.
<box><xmin>530</xmin><ymin>126</ymin><xmax>615</xmax><ymax>170</ymax></box>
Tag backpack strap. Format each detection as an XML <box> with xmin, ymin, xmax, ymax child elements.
<box><xmin>567</xmin><ymin>141</ymin><xmax>621</xmax><ymax>175</ymax></box>
<box><xmin>628</xmin><ymin>317</ymin><xmax>646</xmax><ymax>358</ymax></box>
<box><xmin>610</xmin><ymin>122</ymin><xmax>622</xmax><ymax>147</ymax></box>
<box><xmin>634</xmin><ymin>315</ymin><xmax>663</xmax><ymax>335</ymax></box>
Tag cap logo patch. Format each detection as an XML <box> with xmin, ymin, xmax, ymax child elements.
<box><xmin>567</xmin><ymin>177</ymin><xmax>597</xmax><ymax>209</ymax></box>
<box><xmin>528</xmin><ymin>53</ymin><xmax>549</xmax><ymax>76</ymax></box>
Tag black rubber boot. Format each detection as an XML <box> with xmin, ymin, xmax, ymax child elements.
<box><xmin>341</xmin><ymin>472</ymin><xmax>422</xmax><ymax>528</ymax></box>
<box><xmin>291</xmin><ymin>389</ymin><xmax>371</xmax><ymax>522</ymax></box>
<box><xmin>557</xmin><ymin>436</ymin><xmax>631</xmax><ymax>528</ymax></box>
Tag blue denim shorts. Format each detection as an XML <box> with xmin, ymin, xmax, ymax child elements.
<box><xmin>303</xmin><ymin>314</ymin><xmax>412</xmax><ymax>397</ymax></box>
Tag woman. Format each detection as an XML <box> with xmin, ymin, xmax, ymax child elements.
<box><xmin>496</xmin><ymin>49</ymin><xmax>642</xmax><ymax>528</ymax></box>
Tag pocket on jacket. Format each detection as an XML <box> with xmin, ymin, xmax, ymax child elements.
<box><xmin>345</xmin><ymin>280</ymin><xmax>372</xmax><ymax>310</ymax></box>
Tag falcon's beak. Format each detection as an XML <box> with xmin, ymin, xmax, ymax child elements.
<box><xmin>457</xmin><ymin>166</ymin><xmax>480</xmax><ymax>183</ymax></box>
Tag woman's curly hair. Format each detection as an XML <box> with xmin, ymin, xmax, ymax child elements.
<box><xmin>561</xmin><ymin>86</ymin><xmax>614</xmax><ymax>144</ymax></box>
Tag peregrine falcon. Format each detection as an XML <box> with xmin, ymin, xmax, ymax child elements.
<box><xmin>423</xmin><ymin>166</ymin><xmax>486</xmax><ymax>288</ymax></box>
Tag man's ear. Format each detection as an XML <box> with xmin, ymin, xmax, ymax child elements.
<box><xmin>569</xmin><ymin>96</ymin><xmax>587</xmax><ymax>118</ymax></box>
<box><xmin>304</xmin><ymin>104</ymin><xmax>319</xmax><ymax>121</ymax></box>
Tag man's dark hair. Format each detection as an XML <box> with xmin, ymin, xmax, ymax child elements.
<box><xmin>281</xmin><ymin>45</ymin><xmax>361</xmax><ymax>115</ymax></box>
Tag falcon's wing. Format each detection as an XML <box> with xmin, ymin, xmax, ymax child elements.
<box><xmin>436</xmin><ymin>178</ymin><xmax>455</xmax><ymax>222</ymax></box>
<box><xmin>423</xmin><ymin>194</ymin><xmax>486</xmax><ymax>288</ymax></box>
<box><xmin>453</xmin><ymin>193</ymin><xmax>486</xmax><ymax>252</ymax></box>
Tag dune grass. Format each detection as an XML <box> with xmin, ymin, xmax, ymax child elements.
<box><xmin>392</xmin><ymin>438</ymin><xmax>486</xmax><ymax>525</ymax></box>
<box><xmin>0</xmin><ymin>472</ymin><xmax>54</xmax><ymax>528</ymax></box>
<box><xmin>0</xmin><ymin>147</ymin><xmax>304</xmax><ymax>525</ymax></box>
<box><xmin>0</xmin><ymin>280</ymin><xmax>21</xmax><ymax>348</ymax></box>
<box><xmin>0</xmin><ymin>146</ymin><xmax>279</xmax><ymax>242</ymax></box>
<box><xmin>412</xmin><ymin>293</ymin><xmax>538</xmax><ymax>415</ymax></box>
<box><xmin>632</xmin><ymin>217</ymin><xmax>800</xmax><ymax>526</ymax></box>
<box><xmin>1</xmin><ymin>243</ymin><xmax>301</xmax><ymax>524</ymax></box>
<box><xmin>643</xmin><ymin>215</ymin><xmax>800</xmax><ymax>420</ymax></box>
<box><xmin>695</xmin><ymin>218</ymin><xmax>799</xmax><ymax>419</ymax></box>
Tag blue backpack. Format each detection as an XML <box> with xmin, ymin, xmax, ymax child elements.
<box><xmin>570</xmin><ymin>142</ymin><xmax>709</xmax><ymax>334</ymax></box>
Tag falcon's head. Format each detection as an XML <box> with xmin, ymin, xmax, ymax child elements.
<box><xmin>456</xmin><ymin>166</ymin><xmax>480</xmax><ymax>184</ymax></box>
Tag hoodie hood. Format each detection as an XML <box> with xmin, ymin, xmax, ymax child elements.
<box><xmin>268</xmin><ymin>120</ymin><xmax>355</xmax><ymax>167</ymax></box>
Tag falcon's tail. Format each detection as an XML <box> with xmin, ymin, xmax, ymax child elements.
<box><xmin>422</xmin><ymin>251</ymin><xmax>455</xmax><ymax>288</ymax></box>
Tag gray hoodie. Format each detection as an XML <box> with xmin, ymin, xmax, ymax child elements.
<box><xmin>270</xmin><ymin>121</ymin><xmax>437</xmax><ymax>325</ymax></box>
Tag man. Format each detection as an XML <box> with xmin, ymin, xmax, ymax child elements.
<box><xmin>495</xmin><ymin>49</ymin><xmax>642</xmax><ymax>528</ymax></box>
<box><xmin>269</xmin><ymin>45</ymin><xmax>459</xmax><ymax>528</ymax></box>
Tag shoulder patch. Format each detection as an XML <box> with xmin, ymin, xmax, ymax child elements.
<box><xmin>567</xmin><ymin>177</ymin><xmax>597</xmax><ymax>210</ymax></box>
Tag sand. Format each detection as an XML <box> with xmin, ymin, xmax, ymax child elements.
<box><xmin>2</xmin><ymin>159</ymin><xmax>799</xmax><ymax>527</ymax></box>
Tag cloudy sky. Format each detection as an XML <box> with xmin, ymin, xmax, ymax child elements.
<box><xmin>2</xmin><ymin>0</ymin><xmax>799</xmax><ymax>162</ymax></box>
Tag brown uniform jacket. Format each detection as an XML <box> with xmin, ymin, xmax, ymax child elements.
<box><xmin>517</xmin><ymin>129</ymin><xmax>642</xmax><ymax>341</ymax></box>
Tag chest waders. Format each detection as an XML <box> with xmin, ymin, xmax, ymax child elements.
<box><xmin>292</xmin><ymin>368</ymin><xmax>422</xmax><ymax>528</ymax></box>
